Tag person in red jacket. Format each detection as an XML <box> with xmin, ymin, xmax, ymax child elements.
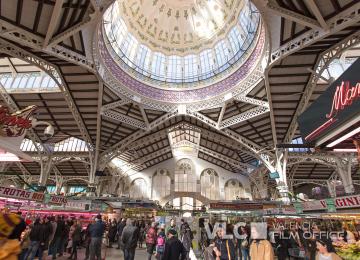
<box><xmin>146</xmin><ymin>222</ymin><xmax>157</xmax><ymax>260</ymax></box>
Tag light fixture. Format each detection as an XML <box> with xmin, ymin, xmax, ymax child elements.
<box><xmin>333</xmin><ymin>149</ymin><xmax>357</xmax><ymax>152</ymax></box>
<box><xmin>326</xmin><ymin>126</ymin><xmax>360</xmax><ymax>147</ymax></box>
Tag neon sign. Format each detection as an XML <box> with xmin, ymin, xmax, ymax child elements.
<box><xmin>305</xmin><ymin>81</ymin><xmax>360</xmax><ymax>141</ymax></box>
<box><xmin>326</xmin><ymin>81</ymin><xmax>360</xmax><ymax>119</ymax></box>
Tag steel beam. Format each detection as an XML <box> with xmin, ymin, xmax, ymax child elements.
<box><xmin>270</xmin><ymin>2</ymin><xmax>360</xmax><ymax>65</ymax></box>
<box><xmin>101</xmin><ymin>99</ymin><xmax>131</xmax><ymax>112</ymax></box>
<box><xmin>305</xmin><ymin>0</ymin><xmax>329</xmax><ymax>30</ymax></box>
<box><xmin>267</xmin><ymin>0</ymin><xmax>321</xmax><ymax>29</ymax></box>
<box><xmin>102</xmin><ymin>109</ymin><xmax>147</xmax><ymax>130</ymax></box>
<box><xmin>43</xmin><ymin>0</ymin><xmax>65</xmax><ymax>48</ymax></box>
<box><xmin>219</xmin><ymin>106</ymin><xmax>270</xmax><ymax>129</ymax></box>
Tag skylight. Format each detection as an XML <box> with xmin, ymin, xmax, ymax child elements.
<box><xmin>103</xmin><ymin>0</ymin><xmax>260</xmax><ymax>85</ymax></box>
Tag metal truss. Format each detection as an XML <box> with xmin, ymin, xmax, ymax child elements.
<box><xmin>283</xmin><ymin>31</ymin><xmax>360</xmax><ymax>143</ymax></box>
<box><xmin>43</xmin><ymin>0</ymin><xmax>65</xmax><ymax>47</ymax></box>
<box><xmin>0</xmin><ymin>19</ymin><xmax>95</xmax><ymax>73</ymax></box>
<box><xmin>267</xmin><ymin>0</ymin><xmax>321</xmax><ymax>29</ymax></box>
<box><xmin>287</xmin><ymin>152</ymin><xmax>357</xmax><ymax>167</ymax></box>
<box><xmin>102</xmin><ymin>110</ymin><xmax>147</xmax><ymax>130</ymax></box>
<box><xmin>219</xmin><ymin>106</ymin><xmax>270</xmax><ymax>129</ymax></box>
<box><xmin>270</xmin><ymin>2</ymin><xmax>360</xmax><ymax>65</ymax></box>
<box><xmin>305</xmin><ymin>0</ymin><xmax>328</xmax><ymax>30</ymax></box>
<box><xmin>101</xmin><ymin>99</ymin><xmax>131</xmax><ymax>112</ymax></box>
<box><xmin>292</xmin><ymin>179</ymin><xmax>328</xmax><ymax>187</ymax></box>
<box><xmin>99</xmin><ymin>109</ymin><xmax>178</xmax><ymax>167</ymax></box>
<box><xmin>233</xmin><ymin>96</ymin><xmax>269</xmax><ymax>108</ymax></box>
<box><xmin>0</xmin><ymin>38</ymin><xmax>94</xmax><ymax>151</ymax></box>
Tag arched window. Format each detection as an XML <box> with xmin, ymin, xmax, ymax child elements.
<box><xmin>175</xmin><ymin>159</ymin><xmax>196</xmax><ymax>192</ymax></box>
<box><xmin>200</xmin><ymin>168</ymin><xmax>219</xmax><ymax>200</ymax></box>
<box><xmin>172</xmin><ymin>197</ymin><xmax>203</xmax><ymax>210</ymax></box>
<box><xmin>152</xmin><ymin>169</ymin><xmax>171</xmax><ymax>199</ymax></box>
<box><xmin>129</xmin><ymin>178</ymin><xmax>148</xmax><ymax>199</ymax></box>
<box><xmin>224</xmin><ymin>179</ymin><xmax>245</xmax><ymax>200</ymax></box>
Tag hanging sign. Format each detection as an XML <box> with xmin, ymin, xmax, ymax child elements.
<box><xmin>298</xmin><ymin>58</ymin><xmax>360</xmax><ymax>143</ymax></box>
<box><xmin>49</xmin><ymin>195</ymin><xmax>67</xmax><ymax>205</ymax></box>
<box><xmin>0</xmin><ymin>186</ymin><xmax>44</xmax><ymax>202</ymax></box>
<box><xmin>301</xmin><ymin>194</ymin><xmax>360</xmax><ymax>211</ymax></box>
<box><xmin>0</xmin><ymin>105</ymin><xmax>37</xmax><ymax>137</ymax></box>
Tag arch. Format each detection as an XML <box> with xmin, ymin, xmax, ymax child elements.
<box><xmin>129</xmin><ymin>178</ymin><xmax>148</xmax><ymax>199</ymax></box>
<box><xmin>175</xmin><ymin>158</ymin><xmax>196</xmax><ymax>192</ymax></box>
<box><xmin>159</xmin><ymin>191</ymin><xmax>211</xmax><ymax>207</ymax></box>
<box><xmin>200</xmin><ymin>168</ymin><xmax>219</xmax><ymax>200</ymax></box>
<box><xmin>152</xmin><ymin>169</ymin><xmax>171</xmax><ymax>199</ymax></box>
<box><xmin>224</xmin><ymin>179</ymin><xmax>245</xmax><ymax>200</ymax></box>
<box><xmin>63</xmin><ymin>178</ymin><xmax>89</xmax><ymax>185</ymax></box>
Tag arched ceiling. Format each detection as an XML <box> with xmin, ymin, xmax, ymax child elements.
<box><xmin>0</xmin><ymin>0</ymin><xmax>359</xmax><ymax>189</ymax></box>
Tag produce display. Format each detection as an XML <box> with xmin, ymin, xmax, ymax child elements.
<box><xmin>334</xmin><ymin>241</ymin><xmax>360</xmax><ymax>260</ymax></box>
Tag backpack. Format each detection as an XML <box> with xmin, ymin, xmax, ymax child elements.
<box><xmin>156</xmin><ymin>235</ymin><xmax>165</xmax><ymax>253</ymax></box>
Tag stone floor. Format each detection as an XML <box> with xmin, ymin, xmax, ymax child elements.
<box><xmin>45</xmin><ymin>246</ymin><xmax>149</xmax><ymax>260</ymax></box>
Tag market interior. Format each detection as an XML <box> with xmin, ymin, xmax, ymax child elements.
<box><xmin>0</xmin><ymin>0</ymin><xmax>360</xmax><ymax>259</ymax></box>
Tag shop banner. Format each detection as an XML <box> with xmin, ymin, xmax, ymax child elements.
<box><xmin>49</xmin><ymin>195</ymin><xmax>67</xmax><ymax>205</ymax></box>
<box><xmin>64</xmin><ymin>200</ymin><xmax>91</xmax><ymax>211</ymax></box>
<box><xmin>210</xmin><ymin>202</ymin><xmax>263</xmax><ymax>211</ymax></box>
<box><xmin>0</xmin><ymin>186</ymin><xmax>44</xmax><ymax>202</ymax></box>
<box><xmin>301</xmin><ymin>194</ymin><xmax>360</xmax><ymax>211</ymax></box>
<box><xmin>298</xmin><ymin>58</ymin><xmax>360</xmax><ymax>143</ymax></box>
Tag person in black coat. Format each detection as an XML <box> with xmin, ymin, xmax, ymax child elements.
<box><xmin>23</xmin><ymin>218</ymin><xmax>46</xmax><ymax>260</ymax></box>
<box><xmin>163</xmin><ymin>229</ymin><xmax>186</xmax><ymax>260</ymax></box>
<box><xmin>117</xmin><ymin>218</ymin><xmax>126</xmax><ymax>249</ymax></box>
<box><xmin>8</xmin><ymin>211</ymin><xmax>26</xmax><ymax>240</ymax></box>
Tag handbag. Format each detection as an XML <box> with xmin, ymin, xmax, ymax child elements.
<box><xmin>241</xmin><ymin>239</ymin><xmax>248</xmax><ymax>248</ymax></box>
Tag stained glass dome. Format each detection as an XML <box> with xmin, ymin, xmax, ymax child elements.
<box><xmin>103</xmin><ymin>0</ymin><xmax>260</xmax><ymax>86</ymax></box>
<box><xmin>95</xmin><ymin>0</ymin><xmax>265</xmax><ymax>107</ymax></box>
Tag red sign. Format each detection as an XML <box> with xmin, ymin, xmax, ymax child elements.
<box><xmin>49</xmin><ymin>195</ymin><xmax>67</xmax><ymax>205</ymax></box>
<box><xmin>210</xmin><ymin>202</ymin><xmax>263</xmax><ymax>211</ymax></box>
<box><xmin>0</xmin><ymin>105</ymin><xmax>36</xmax><ymax>137</ymax></box>
<box><xmin>0</xmin><ymin>186</ymin><xmax>44</xmax><ymax>202</ymax></box>
<box><xmin>301</xmin><ymin>194</ymin><xmax>360</xmax><ymax>211</ymax></box>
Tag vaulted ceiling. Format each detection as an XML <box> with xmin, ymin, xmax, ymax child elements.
<box><xmin>0</xmin><ymin>0</ymin><xmax>359</xmax><ymax>187</ymax></box>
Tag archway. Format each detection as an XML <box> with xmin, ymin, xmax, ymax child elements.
<box><xmin>200</xmin><ymin>168</ymin><xmax>219</xmax><ymax>200</ymax></box>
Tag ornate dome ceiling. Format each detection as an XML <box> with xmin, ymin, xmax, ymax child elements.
<box><xmin>114</xmin><ymin>0</ymin><xmax>245</xmax><ymax>55</ymax></box>
<box><xmin>95</xmin><ymin>0</ymin><xmax>265</xmax><ymax>109</ymax></box>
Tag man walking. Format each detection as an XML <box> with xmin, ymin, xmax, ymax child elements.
<box><xmin>145</xmin><ymin>222</ymin><xmax>157</xmax><ymax>260</ymax></box>
<box><xmin>121</xmin><ymin>219</ymin><xmax>140</xmax><ymax>260</ymax></box>
<box><xmin>117</xmin><ymin>218</ymin><xmax>126</xmax><ymax>249</ymax></box>
<box><xmin>89</xmin><ymin>214</ymin><xmax>105</xmax><ymax>260</ymax></box>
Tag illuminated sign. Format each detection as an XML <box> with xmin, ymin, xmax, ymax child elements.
<box><xmin>298</xmin><ymin>58</ymin><xmax>360</xmax><ymax>143</ymax></box>
<box><xmin>0</xmin><ymin>105</ymin><xmax>37</xmax><ymax>137</ymax></box>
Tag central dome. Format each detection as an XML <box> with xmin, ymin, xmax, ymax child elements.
<box><xmin>112</xmin><ymin>0</ymin><xmax>245</xmax><ymax>55</ymax></box>
<box><xmin>96</xmin><ymin>0</ymin><xmax>265</xmax><ymax>108</ymax></box>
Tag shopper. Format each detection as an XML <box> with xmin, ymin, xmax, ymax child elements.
<box><xmin>139</xmin><ymin>224</ymin><xmax>145</xmax><ymax>248</ymax></box>
<box><xmin>181</xmin><ymin>221</ymin><xmax>193</xmax><ymax>260</ymax></box>
<box><xmin>84</xmin><ymin>220</ymin><xmax>94</xmax><ymax>260</ymax></box>
<box><xmin>117</xmin><ymin>218</ymin><xmax>126</xmax><ymax>249</ymax></box>
<box><xmin>204</xmin><ymin>240</ymin><xmax>221</xmax><ymax>260</ymax></box>
<box><xmin>238</xmin><ymin>226</ymin><xmax>250</xmax><ymax>260</ymax></box>
<box><xmin>163</xmin><ymin>229</ymin><xmax>186</xmax><ymax>260</ymax></box>
<box><xmin>214</xmin><ymin>228</ymin><xmax>236</xmax><ymax>260</ymax></box>
<box><xmin>24</xmin><ymin>218</ymin><xmax>45</xmax><ymax>260</ymax></box>
<box><xmin>19</xmin><ymin>225</ymin><xmax>31</xmax><ymax>260</ymax></box>
<box><xmin>249</xmin><ymin>238</ymin><xmax>274</xmax><ymax>260</ymax></box>
<box><xmin>8</xmin><ymin>211</ymin><xmax>26</xmax><ymax>241</ymax></box>
<box><xmin>49</xmin><ymin>215</ymin><xmax>65</xmax><ymax>259</ymax></box>
<box><xmin>156</xmin><ymin>224</ymin><xmax>166</xmax><ymax>260</ymax></box>
<box><xmin>47</xmin><ymin>216</ymin><xmax>58</xmax><ymax>259</ymax></box>
<box><xmin>42</xmin><ymin>216</ymin><xmax>54</xmax><ymax>259</ymax></box>
<box><xmin>108</xmin><ymin>219</ymin><xmax>117</xmax><ymax>248</ymax></box>
<box><xmin>121</xmin><ymin>219</ymin><xmax>140</xmax><ymax>260</ymax></box>
<box><xmin>166</xmin><ymin>218</ymin><xmax>179</xmax><ymax>239</ymax></box>
<box><xmin>89</xmin><ymin>214</ymin><xmax>105</xmax><ymax>260</ymax></box>
<box><xmin>315</xmin><ymin>239</ymin><xmax>341</xmax><ymax>260</ymax></box>
<box><xmin>68</xmin><ymin>220</ymin><xmax>82</xmax><ymax>260</ymax></box>
<box><xmin>145</xmin><ymin>222</ymin><xmax>157</xmax><ymax>260</ymax></box>
<box><xmin>0</xmin><ymin>212</ymin><xmax>21</xmax><ymax>260</ymax></box>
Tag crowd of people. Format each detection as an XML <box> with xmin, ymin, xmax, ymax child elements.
<box><xmin>199</xmin><ymin>221</ymin><xmax>344</xmax><ymax>260</ymax></box>
<box><xmin>0</xmin><ymin>211</ymin><xmax>349</xmax><ymax>260</ymax></box>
